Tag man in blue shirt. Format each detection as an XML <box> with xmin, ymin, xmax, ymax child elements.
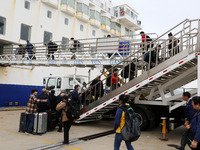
<box><xmin>175</xmin><ymin>92</ymin><xmax>196</xmax><ymax>150</ymax></box>
<box><xmin>184</xmin><ymin>96</ymin><xmax>200</xmax><ymax>149</ymax></box>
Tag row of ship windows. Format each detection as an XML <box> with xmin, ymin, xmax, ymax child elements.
<box><xmin>0</xmin><ymin>16</ymin><xmax>96</xmax><ymax>41</ymax></box>
<box><xmin>23</xmin><ymin>1</ymin><xmax>135</xmax><ymax>32</ymax></box>
<box><xmin>0</xmin><ymin>15</ymin><xmax>133</xmax><ymax>41</ymax></box>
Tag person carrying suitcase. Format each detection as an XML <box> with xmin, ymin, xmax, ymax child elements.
<box><xmin>56</xmin><ymin>96</ymin><xmax>73</xmax><ymax>144</ymax></box>
<box><xmin>25</xmin><ymin>89</ymin><xmax>47</xmax><ymax>135</ymax></box>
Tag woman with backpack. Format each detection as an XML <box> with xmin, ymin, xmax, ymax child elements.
<box><xmin>114</xmin><ymin>94</ymin><xmax>135</xmax><ymax>150</ymax></box>
<box><xmin>56</xmin><ymin>96</ymin><xmax>73</xmax><ymax>145</ymax></box>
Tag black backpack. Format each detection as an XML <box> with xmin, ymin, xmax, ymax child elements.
<box><xmin>120</xmin><ymin>105</ymin><xmax>141</xmax><ymax>142</ymax></box>
<box><xmin>146</xmin><ymin>35</ymin><xmax>152</xmax><ymax>42</ymax></box>
<box><xmin>66</xmin><ymin>101</ymin><xmax>80</xmax><ymax>121</ymax></box>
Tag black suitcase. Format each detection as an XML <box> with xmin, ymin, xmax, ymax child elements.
<box><xmin>19</xmin><ymin>112</ymin><xmax>27</xmax><ymax>132</ymax></box>
<box><xmin>47</xmin><ymin>111</ymin><xmax>58</xmax><ymax>131</ymax></box>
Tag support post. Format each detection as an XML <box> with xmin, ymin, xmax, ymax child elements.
<box><xmin>198</xmin><ymin>53</ymin><xmax>200</xmax><ymax>96</ymax></box>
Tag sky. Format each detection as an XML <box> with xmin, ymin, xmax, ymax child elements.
<box><xmin>112</xmin><ymin>0</ymin><xmax>200</xmax><ymax>35</ymax></box>
<box><xmin>112</xmin><ymin>0</ymin><xmax>200</xmax><ymax>88</ymax></box>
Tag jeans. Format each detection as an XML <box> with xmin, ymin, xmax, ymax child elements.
<box><xmin>26</xmin><ymin>114</ymin><xmax>34</xmax><ymax>133</ymax></box>
<box><xmin>114</xmin><ymin>133</ymin><xmax>134</xmax><ymax>150</ymax></box>
<box><xmin>63</xmin><ymin>121</ymin><xmax>72</xmax><ymax>144</ymax></box>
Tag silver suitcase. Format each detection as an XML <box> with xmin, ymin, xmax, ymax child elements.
<box><xmin>33</xmin><ymin>112</ymin><xmax>47</xmax><ymax>134</ymax></box>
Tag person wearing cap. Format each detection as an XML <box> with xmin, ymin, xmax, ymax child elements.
<box><xmin>56</xmin><ymin>96</ymin><xmax>73</xmax><ymax>144</ymax></box>
<box><xmin>37</xmin><ymin>88</ymin><xmax>50</xmax><ymax>113</ymax></box>
<box><xmin>47</xmin><ymin>40</ymin><xmax>55</xmax><ymax>60</ymax></box>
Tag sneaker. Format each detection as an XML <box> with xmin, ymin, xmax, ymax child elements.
<box><xmin>25</xmin><ymin>132</ymin><xmax>32</xmax><ymax>135</ymax></box>
<box><xmin>167</xmin><ymin>144</ymin><xmax>183</xmax><ymax>150</ymax></box>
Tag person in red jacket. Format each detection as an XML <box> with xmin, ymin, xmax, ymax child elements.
<box><xmin>112</xmin><ymin>69</ymin><xmax>119</xmax><ymax>91</ymax></box>
<box><xmin>140</xmin><ymin>31</ymin><xmax>153</xmax><ymax>53</ymax></box>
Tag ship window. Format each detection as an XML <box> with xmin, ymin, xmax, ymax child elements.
<box><xmin>68</xmin><ymin>0</ymin><xmax>75</xmax><ymax>8</ymax></box>
<box><xmin>92</xmin><ymin>30</ymin><xmax>95</xmax><ymax>36</ymax></box>
<box><xmin>106</xmin><ymin>17</ymin><xmax>110</xmax><ymax>26</ymax></box>
<box><xmin>131</xmin><ymin>12</ymin><xmax>134</xmax><ymax>19</ymax></box>
<box><xmin>77</xmin><ymin>2</ymin><xmax>82</xmax><ymax>13</ymax></box>
<box><xmin>44</xmin><ymin>31</ymin><xmax>52</xmax><ymax>45</ymax></box>
<box><xmin>47</xmin><ymin>10</ymin><xmax>52</xmax><ymax>18</ymax></box>
<box><xmin>100</xmin><ymin>3</ymin><xmax>104</xmax><ymax>9</ymax></box>
<box><xmin>111</xmin><ymin>22</ymin><xmax>116</xmax><ymax>30</ymax></box>
<box><xmin>114</xmin><ymin>10</ymin><xmax>118</xmax><ymax>17</ymax></box>
<box><xmin>0</xmin><ymin>16</ymin><xmax>6</xmax><ymax>35</ymax></box>
<box><xmin>57</xmin><ymin>78</ymin><xmax>62</xmax><ymax>88</ymax></box>
<box><xmin>125</xmin><ymin>28</ymin><xmax>129</xmax><ymax>36</ymax></box>
<box><xmin>120</xmin><ymin>7</ymin><xmax>124</xmax><ymax>16</ymax></box>
<box><xmin>101</xmin><ymin>16</ymin><xmax>106</xmax><ymax>25</ymax></box>
<box><xmin>65</xmin><ymin>18</ymin><xmax>68</xmax><ymax>25</ymax></box>
<box><xmin>61</xmin><ymin>0</ymin><xmax>67</xmax><ymax>4</ymax></box>
<box><xmin>25</xmin><ymin>1</ymin><xmax>30</xmax><ymax>10</ymax></box>
<box><xmin>62</xmin><ymin>37</ymin><xmax>69</xmax><ymax>50</ymax></box>
<box><xmin>80</xmin><ymin>24</ymin><xmax>84</xmax><ymax>31</ymax></box>
<box><xmin>69</xmin><ymin>78</ymin><xmax>81</xmax><ymax>86</ymax></box>
<box><xmin>130</xmin><ymin>30</ymin><xmax>133</xmax><ymax>36</ymax></box>
<box><xmin>126</xmin><ymin>9</ymin><xmax>131</xmax><ymax>16</ymax></box>
<box><xmin>83</xmin><ymin>4</ymin><xmax>89</xmax><ymax>15</ymax></box>
<box><xmin>96</xmin><ymin>11</ymin><xmax>100</xmax><ymax>21</ymax></box>
<box><xmin>108</xmin><ymin>8</ymin><xmax>111</xmax><ymax>13</ymax></box>
<box><xmin>116</xmin><ymin>23</ymin><xmax>121</xmax><ymax>32</ymax></box>
<box><xmin>90</xmin><ymin>10</ymin><xmax>95</xmax><ymax>19</ymax></box>
<box><xmin>20</xmin><ymin>24</ymin><xmax>31</xmax><ymax>41</ymax></box>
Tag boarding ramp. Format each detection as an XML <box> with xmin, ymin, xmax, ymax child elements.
<box><xmin>0</xmin><ymin>34</ymin><xmax>158</xmax><ymax>67</ymax></box>
<box><xmin>77</xmin><ymin>19</ymin><xmax>200</xmax><ymax>122</ymax></box>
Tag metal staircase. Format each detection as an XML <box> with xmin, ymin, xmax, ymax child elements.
<box><xmin>0</xmin><ymin>35</ymin><xmax>157</xmax><ymax>67</ymax></box>
<box><xmin>77</xmin><ymin>19</ymin><xmax>200</xmax><ymax>122</ymax></box>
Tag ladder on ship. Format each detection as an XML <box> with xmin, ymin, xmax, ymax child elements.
<box><xmin>77</xmin><ymin>19</ymin><xmax>200</xmax><ymax>123</ymax></box>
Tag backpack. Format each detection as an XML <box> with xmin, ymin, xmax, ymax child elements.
<box><xmin>66</xmin><ymin>101</ymin><xmax>80</xmax><ymax>121</ymax></box>
<box><xmin>120</xmin><ymin>105</ymin><xmax>141</xmax><ymax>142</ymax></box>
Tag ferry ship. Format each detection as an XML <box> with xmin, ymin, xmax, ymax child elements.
<box><xmin>0</xmin><ymin>0</ymin><xmax>142</xmax><ymax>107</ymax></box>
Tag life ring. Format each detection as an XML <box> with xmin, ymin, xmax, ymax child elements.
<box><xmin>120</xmin><ymin>10</ymin><xmax>125</xmax><ymax>16</ymax></box>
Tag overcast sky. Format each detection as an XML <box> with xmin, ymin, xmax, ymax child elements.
<box><xmin>112</xmin><ymin>0</ymin><xmax>200</xmax><ymax>35</ymax></box>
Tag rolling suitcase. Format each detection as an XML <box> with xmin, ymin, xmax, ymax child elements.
<box><xmin>19</xmin><ymin>112</ymin><xmax>27</xmax><ymax>132</ymax></box>
<box><xmin>33</xmin><ymin>112</ymin><xmax>47</xmax><ymax>134</ymax></box>
<box><xmin>47</xmin><ymin>110</ymin><xmax>58</xmax><ymax>131</ymax></box>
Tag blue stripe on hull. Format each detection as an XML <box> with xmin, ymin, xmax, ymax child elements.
<box><xmin>0</xmin><ymin>84</ymin><xmax>44</xmax><ymax>107</ymax></box>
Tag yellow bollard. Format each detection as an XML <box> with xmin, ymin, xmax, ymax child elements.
<box><xmin>159</xmin><ymin>117</ymin><xmax>168</xmax><ymax>141</ymax></box>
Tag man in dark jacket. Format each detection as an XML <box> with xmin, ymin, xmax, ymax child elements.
<box><xmin>121</xmin><ymin>60</ymin><xmax>136</xmax><ymax>81</ymax></box>
<box><xmin>175</xmin><ymin>92</ymin><xmax>196</xmax><ymax>150</ymax></box>
<box><xmin>71</xmin><ymin>85</ymin><xmax>81</xmax><ymax>105</ymax></box>
<box><xmin>49</xmin><ymin>90</ymin><xmax>57</xmax><ymax>111</ymax></box>
<box><xmin>37</xmin><ymin>88</ymin><xmax>50</xmax><ymax>113</ymax></box>
<box><xmin>25</xmin><ymin>40</ymin><xmax>34</xmax><ymax>59</ymax></box>
<box><xmin>90</xmin><ymin>76</ymin><xmax>104</xmax><ymax>100</ymax></box>
<box><xmin>47</xmin><ymin>40</ymin><xmax>57</xmax><ymax>60</ymax></box>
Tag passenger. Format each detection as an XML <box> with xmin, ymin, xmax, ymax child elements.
<box><xmin>16</xmin><ymin>44</ymin><xmax>25</xmax><ymax>60</ymax></box>
<box><xmin>121</xmin><ymin>60</ymin><xmax>136</xmax><ymax>81</ymax></box>
<box><xmin>144</xmin><ymin>45</ymin><xmax>161</xmax><ymax>69</ymax></box>
<box><xmin>81</xmin><ymin>82</ymin><xmax>87</xmax><ymax>93</ymax></box>
<box><xmin>114</xmin><ymin>94</ymin><xmax>134</xmax><ymax>150</ymax></box>
<box><xmin>176</xmin><ymin>92</ymin><xmax>196</xmax><ymax>150</ymax></box>
<box><xmin>56</xmin><ymin>96</ymin><xmax>73</xmax><ymax>145</ymax></box>
<box><xmin>25</xmin><ymin>40</ymin><xmax>34</xmax><ymax>59</ymax></box>
<box><xmin>37</xmin><ymin>88</ymin><xmax>50</xmax><ymax>113</ymax></box>
<box><xmin>49</xmin><ymin>90</ymin><xmax>57</xmax><ymax>111</ymax></box>
<box><xmin>71</xmin><ymin>85</ymin><xmax>81</xmax><ymax>107</ymax></box>
<box><xmin>140</xmin><ymin>31</ymin><xmax>153</xmax><ymax>53</ymax></box>
<box><xmin>69</xmin><ymin>37</ymin><xmax>76</xmax><ymax>60</ymax></box>
<box><xmin>91</xmin><ymin>76</ymin><xmax>104</xmax><ymax>100</ymax></box>
<box><xmin>57</xmin><ymin>90</ymin><xmax>65</xmax><ymax>132</ymax></box>
<box><xmin>168</xmin><ymin>32</ymin><xmax>179</xmax><ymax>56</ymax></box>
<box><xmin>47</xmin><ymin>40</ymin><xmax>56</xmax><ymax>60</ymax></box>
<box><xmin>25</xmin><ymin>89</ymin><xmax>47</xmax><ymax>134</ymax></box>
<box><xmin>112</xmin><ymin>69</ymin><xmax>119</xmax><ymax>91</ymax></box>
<box><xmin>107</xmin><ymin>35</ymin><xmax>113</xmax><ymax>58</ymax></box>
